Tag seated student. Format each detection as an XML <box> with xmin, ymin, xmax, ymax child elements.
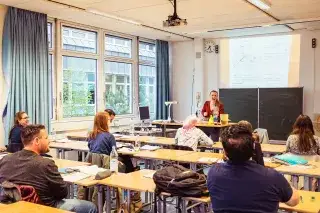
<box><xmin>0</xmin><ymin>124</ymin><xmax>97</xmax><ymax>213</ymax></box>
<box><xmin>207</xmin><ymin>125</ymin><xmax>299</xmax><ymax>213</ymax></box>
<box><xmin>88</xmin><ymin>112</ymin><xmax>134</xmax><ymax>173</ymax></box>
<box><xmin>286</xmin><ymin>115</ymin><xmax>320</xmax><ymax>157</ymax></box>
<box><xmin>175</xmin><ymin>115</ymin><xmax>213</xmax><ymax>151</ymax></box>
<box><xmin>238</xmin><ymin>120</ymin><xmax>264</xmax><ymax>166</ymax></box>
<box><xmin>7</xmin><ymin>111</ymin><xmax>29</xmax><ymax>153</ymax></box>
<box><xmin>104</xmin><ymin>108</ymin><xmax>116</xmax><ymax>123</ymax></box>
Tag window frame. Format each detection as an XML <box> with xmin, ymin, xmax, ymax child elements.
<box><xmin>51</xmin><ymin>19</ymin><xmax>155</xmax><ymax>122</ymax></box>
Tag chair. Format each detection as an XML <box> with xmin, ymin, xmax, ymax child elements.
<box><xmin>253</xmin><ymin>128</ymin><xmax>269</xmax><ymax>144</ymax></box>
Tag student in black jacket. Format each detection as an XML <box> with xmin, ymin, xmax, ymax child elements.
<box><xmin>238</xmin><ymin>120</ymin><xmax>264</xmax><ymax>166</ymax></box>
<box><xmin>8</xmin><ymin>111</ymin><xmax>29</xmax><ymax>153</ymax></box>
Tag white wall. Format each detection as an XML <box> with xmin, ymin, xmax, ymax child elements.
<box><xmin>0</xmin><ymin>5</ymin><xmax>8</xmax><ymax>148</ymax></box>
<box><xmin>171</xmin><ymin>30</ymin><xmax>320</xmax><ymax>123</ymax></box>
<box><xmin>171</xmin><ymin>40</ymin><xmax>194</xmax><ymax>121</ymax></box>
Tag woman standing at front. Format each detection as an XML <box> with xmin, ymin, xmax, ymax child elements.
<box><xmin>8</xmin><ymin>111</ymin><xmax>29</xmax><ymax>153</ymax></box>
<box><xmin>201</xmin><ymin>90</ymin><xmax>224</xmax><ymax>121</ymax></box>
<box><xmin>201</xmin><ymin>90</ymin><xmax>224</xmax><ymax>141</ymax></box>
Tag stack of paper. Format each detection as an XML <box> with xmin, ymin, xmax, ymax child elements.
<box><xmin>67</xmin><ymin>165</ymin><xmax>107</xmax><ymax>176</ymax></box>
<box><xmin>62</xmin><ymin>172</ymin><xmax>91</xmax><ymax>182</ymax></box>
<box><xmin>140</xmin><ymin>145</ymin><xmax>160</xmax><ymax>151</ymax></box>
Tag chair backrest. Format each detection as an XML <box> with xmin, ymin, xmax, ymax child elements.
<box><xmin>254</xmin><ymin>128</ymin><xmax>269</xmax><ymax>144</ymax></box>
<box><xmin>170</xmin><ymin>144</ymin><xmax>193</xmax><ymax>151</ymax></box>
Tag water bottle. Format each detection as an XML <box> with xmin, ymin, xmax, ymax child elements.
<box><xmin>110</xmin><ymin>146</ymin><xmax>119</xmax><ymax>173</ymax></box>
<box><xmin>214</xmin><ymin>114</ymin><xmax>218</xmax><ymax>123</ymax></box>
<box><xmin>134</xmin><ymin>136</ymin><xmax>141</xmax><ymax>152</ymax></box>
<box><xmin>208</xmin><ymin>115</ymin><xmax>214</xmax><ymax>124</ymax></box>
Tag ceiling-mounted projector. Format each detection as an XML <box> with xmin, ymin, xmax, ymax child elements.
<box><xmin>163</xmin><ymin>0</ymin><xmax>187</xmax><ymax>27</ymax></box>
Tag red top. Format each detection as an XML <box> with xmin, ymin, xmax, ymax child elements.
<box><xmin>201</xmin><ymin>101</ymin><xmax>225</xmax><ymax>118</ymax></box>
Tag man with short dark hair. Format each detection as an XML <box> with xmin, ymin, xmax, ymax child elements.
<box><xmin>207</xmin><ymin>124</ymin><xmax>299</xmax><ymax>213</ymax></box>
<box><xmin>0</xmin><ymin>125</ymin><xmax>97</xmax><ymax>213</ymax></box>
<box><xmin>104</xmin><ymin>109</ymin><xmax>116</xmax><ymax>123</ymax></box>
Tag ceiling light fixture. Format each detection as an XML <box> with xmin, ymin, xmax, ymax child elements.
<box><xmin>247</xmin><ymin>0</ymin><xmax>271</xmax><ymax>10</ymax></box>
<box><xmin>86</xmin><ymin>8</ymin><xmax>142</xmax><ymax>26</ymax></box>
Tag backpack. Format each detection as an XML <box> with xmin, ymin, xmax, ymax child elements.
<box><xmin>153</xmin><ymin>164</ymin><xmax>207</xmax><ymax>197</ymax></box>
<box><xmin>0</xmin><ymin>181</ymin><xmax>40</xmax><ymax>204</ymax></box>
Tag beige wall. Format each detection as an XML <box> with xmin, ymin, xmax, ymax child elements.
<box><xmin>0</xmin><ymin>5</ymin><xmax>7</xmax><ymax>148</ymax></box>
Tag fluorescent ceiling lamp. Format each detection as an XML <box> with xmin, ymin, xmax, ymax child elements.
<box><xmin>247</xmin><ymin>0</ymin><xmax>271</xmax><ymax>10</ymax></box>
<box><xmin>86</xmin><ymin>9</ymin><xmax>142</xmax><ymax>26</ymax></box>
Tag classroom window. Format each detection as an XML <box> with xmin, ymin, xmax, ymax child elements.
<box><xmin>49</xmin><ymin>54</ymin><xmax>54</xmax><ymax>119</ymax></box>
<box><xmin>62</xmin><ymin>26</ymin><xmax>97</xmax><ymax>54</ymax></box>
<box><xmin>139</xmin><ymin>42</ymin><xmax>156</xmax><ymax>64</ymax></box>
<box><xmin>104</xmin><ymin>61</ymin><xmax>132</xmax><ymax>115</ymax></box>
<box><xmin>62</xmin><ymin>56</ymin><xmax>96</xmax><ymax>118</ymax></box>
<box><xmin>138</xmin><ymin>65</ymin><xmax>156</xmax><ymax>118</ymax></box>
<box><xmin>105</xmin><ymin>35</ymin><xmax>132</xmax><ymax>58</ymax></box>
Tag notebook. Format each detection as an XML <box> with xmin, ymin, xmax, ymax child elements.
<box><xmin>272</xmin><ymin>153</ymin><xmax>308</xmax><ymax>165</ymax></box>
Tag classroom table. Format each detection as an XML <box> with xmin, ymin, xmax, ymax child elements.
<box><xmin>211</xmin><ymin>142</ymin><xmax>286</xmax><ymax>155</ymax></box>
<box><xmin>98</xmin><ymin>169</ymin><xmax>156</xmax><ymax>213</ymax></box>
<box><xmin>279</xmin><ymin>190</ymin><xmax>320</xmax><ymax>213</ymax></box>
<box><xmin>0</xmin><ymin>201</ymin><xmax>72</xmax><ymax>213</ymax></box>
<box><xmin>152</xmin><ymin>120</ymin><xmax>234</xmax><ymax>137</ymax></box>
<box><xmin>53</xmin><ymin>158</ymin><xmax>90</xmax><ymax>168</ymax></box>
<box><xmin>275</xmin><ymin>162</ymin><xmax>320</xmax><ymax>191</ymax></box>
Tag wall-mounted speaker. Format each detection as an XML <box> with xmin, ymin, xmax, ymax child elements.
<box><xmin>312</xmin><ymin>38</ymin><xmax>316</xmax><ymax>48</ymax></box>
<box><xmin>215</xmin><ymin>45</ymin><xmax>219</xmax><ymax>54</ymax></box>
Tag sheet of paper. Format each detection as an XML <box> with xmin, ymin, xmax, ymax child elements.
<box><xmin>66</xmin><ymin>165</ymin><xmax>107</xmax><ymax>176</ymax></box>
<box><xmin>140</xmin><ymin>145</ymin><xmax>160</xmax><ymax>151</ymax></box>
<box><xmin>263</xmin><ymin>157</ymin><xmax>273</xmax><ymax>163</ymax></box>
<box><xmin>62</xmin><ymin>172</ymin><xmax>91</xmax><ymax>182</ymax></box>
<box><xmin>198</xmin><ymin>157</ymin><xmax>219</xmax><ymax>163</ymax></box>
<box><xmin>143</xmin><ymin>171</ymin><xmax>156</xmax><ymax>179</ymax></box>
<box><xmin>55</xmin><ymin>139</ymin><xmax>73</xmax><ymax>143</ymax></box>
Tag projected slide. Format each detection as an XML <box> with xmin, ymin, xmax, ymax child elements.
<box><xmin>229</xmin><ymin>35</ymin><xmax>293</xmax><ymax>88</ymax></box>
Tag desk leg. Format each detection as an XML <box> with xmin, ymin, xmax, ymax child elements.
<box><xmin>70</xmin><ymin>184</ymin><xmax>74</xmax><ymax>199</ymax></box>
<box><xmin>127</xmin><ymin>189</ymin><xmax>131</xmax><ymax>213</ymax></box>
<box><xmin>56</xmin><ymin>149</ymin><xmax>60</xmax><ymax>158</ymax></box>
<box><xmin>105</xmin><ymin>186</ymin><xmax>111</xmax><ymax>213</ymax></box>
<box><xmin>304</xmin><ymin>176</ymin><xmax>312</xmax><ymax>191</ymax></box>
<box><xmin>291</xmin><ymin>175</ymin><xmax>299</xmax><ymax>189</ymax></box>
<box><xmin>190</xmin><ymin>163</ymin><xmax>197</xmax><ymax>171</ymax></box>
<box><xmin>61</xmin><ymin>149</ymin><xmax>66</xmax><ymax>159</ymax></box>
<box><xmin>181</xmin><ymin>199</ymin><xmax>187</xmax><ymax>213</ymax></box>
<box><xmin>82</xmin><ymin>152</ymin><xmax>85</xmax><ymax>162</ymax></box>
<box><xmin>162</xmin><ymin>195</ymin><xmax>167</xmax><ymax>213</ymax></box>
<box><xmin>98</xmin><ymin>185</ymin><xmax>103</xmax><ymax>213</ymax></box>
<box><xmin>163</xmin><ymin>125</ymin><xmax>167</xmax><ymax>137</ymax></box>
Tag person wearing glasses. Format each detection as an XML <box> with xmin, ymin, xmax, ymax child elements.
<box><xmin>8</xmin><ymin>111</ymin><xmax>29</xmax><ymax>153</ymax></box>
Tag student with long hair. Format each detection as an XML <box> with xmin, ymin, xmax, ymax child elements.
<box><xmin>88</xmin><ymin>112</ymin><xmax>134</xmax><ymax>173</ymax></box>
<box><xmin>286</xmin><ymin>115</ymin><xmax>320</xmax><ymax>156</ymax></box>
<box><xmin>8</xmin><ymin>111</ymin><xmax>29</xmax><ymax>153</ymax></box>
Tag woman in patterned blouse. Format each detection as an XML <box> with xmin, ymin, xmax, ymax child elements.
<box><xmin>286</xmin><ymin>115</ymin><xmax>320</xmax><ymax>156</ymax></box>
<box><xmin>175</xmin><ymin>115</ymin><xmax>214</xmax><ymax>151</ymax></box>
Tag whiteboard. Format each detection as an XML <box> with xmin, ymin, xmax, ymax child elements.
<box><xmin>229</xmin><ymin>35</ymin><xmax>292</xmax><ymax>88</ymax></box>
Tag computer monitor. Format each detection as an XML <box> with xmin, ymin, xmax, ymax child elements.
<box><xmin>139</xmin><ymin>106</ymin><xmax>150</xmax><ymax>121</ymax></box>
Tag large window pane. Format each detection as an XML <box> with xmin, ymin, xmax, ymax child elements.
<box><xmin>63</xmin><ymin>56</ymin><xmax>96</xmax><ymax>118</ymax></box>
<box><xmin>62</xmin><ymin>26</ymin><xmax>97</xmax><ymax>54</ymax></box>
<box><xmin>104</xmin><ymin>61</ymin><xmax>132</xmax><ymax>115</ymax></box>
<box><xmin>139</xmin><ymin>42</ymin><xmax>156</xmax><ymax>64</ymax></box>
<box><xmin>139</xmin><ymin>65</ymin><xmax>156</xmax><ymax>118</ymax></box>
<box><xmin>49</xmin><ymin>54</ymin><xmax>54</xmax><ymax>119</ymax></box>
<box><xmin>105</xmin><ymin>35</ymin><xmax>132</xmax><ymax>58</ymax></box>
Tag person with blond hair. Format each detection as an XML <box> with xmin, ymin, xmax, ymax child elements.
<box><xmin>175</xmin><ymin>115</ymin><xmax>214</xmax><ymax>151</ymax></box>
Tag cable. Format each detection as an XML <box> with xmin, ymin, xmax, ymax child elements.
<box><xmin>168</xmin><ymin>0</ymin><xmax>174</xmax><ymax>7</ymax></box>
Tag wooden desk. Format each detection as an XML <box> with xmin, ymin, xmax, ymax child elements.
<box><xmin>0</xmin><ymin>201</ymin><xmax>72</xmax><ymax>213</ymax></box>
<box><xmin>98</xmin><ymin>169</ymin><xmax>156</xmax><ymax>213</ymax></box>
<box><xmin>134</xmin><ymin>149</ymin><xmax>194</xmax><ymax>162</ymax></box>
<box><xmin>279</xmin><ymin>190</ymin><xmax>320</xmax><ymax>213</ymax></box>
<box><xmin>52</xmin><ymin>158</ymin><xmax>90</xmax><ymax>169</ymax></box>
<box><xmin>275</xmin><ymin>162</ymin><xmax>320</xmax><ymax>190</ymax></box>
<box><xmin>211</xmin><ymin>142</ymin><xmax>286</xmax><ymax>155</ymax></box>
<box><xmin>152</xmin><ymin>121</ymin><xmax>234</xmax><ymax>137</ymax></box>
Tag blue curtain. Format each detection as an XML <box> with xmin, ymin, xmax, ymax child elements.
<box><xmin>2</xmin><ymin>7</ymin><xmax>50</xmax><ymax>143</ymax></box>
<box><xmin>156</xmin><ymin>40</ymin><xmax>170</xmax><ymax>120</ymax></box>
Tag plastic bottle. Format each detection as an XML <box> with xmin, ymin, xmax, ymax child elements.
<box><xmin>110</xmin><ymin>146</ymin><xmax>119</xmax><ymax>173</ymax></box>
<box><xmin>208</xmin><ymin>115</ymin><xmax>214</xmax><ymax>124</ymax></box>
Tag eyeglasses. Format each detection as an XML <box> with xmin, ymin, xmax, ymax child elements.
<box><xmin>22</xmin><ymin>117</ymin><xmax>29</xmax><ymax>120</ymax></box>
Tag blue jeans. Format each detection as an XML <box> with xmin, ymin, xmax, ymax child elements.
<box><xmin>55</xmin><ymin>199</ymin><xmax>97</xmax><ymax>213</ymax></box>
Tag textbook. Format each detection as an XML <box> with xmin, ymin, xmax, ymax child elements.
<box><xmin>272</xmin><ymin>153</ymin><xmax>308</xmax><ymax>165</ymax></box>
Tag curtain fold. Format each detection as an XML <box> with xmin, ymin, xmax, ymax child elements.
<box><xmin>2</xmin><ymin>7</ymin><xmax>50</xmax><ymax>143</ymax></box>
<box><xmin>155</xmin><ymin>40</ymin><xmax>170</xmax><ymax>120</ymax></box>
